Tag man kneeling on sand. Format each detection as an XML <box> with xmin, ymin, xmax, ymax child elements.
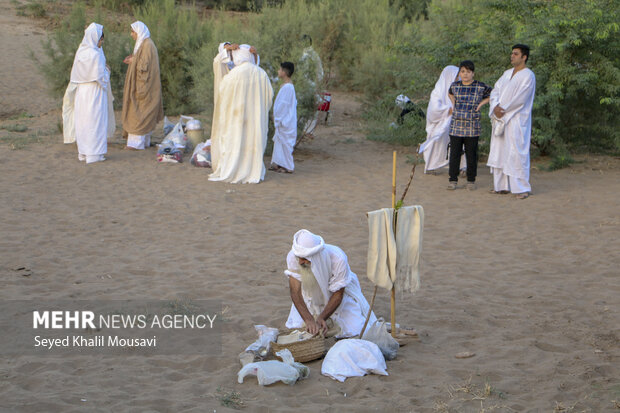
<box><xmin>284</xmin><ymin>229</ymin><xmax>376</xmax><ymax>338</ymax></box>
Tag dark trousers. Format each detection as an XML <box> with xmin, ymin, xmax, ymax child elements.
<box><xmin>449</xmin><ymin>135</ymin><xmax>478</xmax><ymax>182</ymax></box>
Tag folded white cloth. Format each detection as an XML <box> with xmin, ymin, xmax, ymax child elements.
<box><xmin>321</xmin><ymin>339</ymin><xmax>387</xmax><ymax>382</ymax></box>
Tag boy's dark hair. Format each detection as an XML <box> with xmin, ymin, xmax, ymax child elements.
<box><xmin>512</xmin><ymin>44</ymin><xmax>530</xmax><ymax>62</ymax></box>
<box><xmin>459</xmin><ymin>60</ymin><xmax>475</xmax><ymax>72</ymax></box>
<box><xmin>280</xmin><ymin>62</ymin><xmax>295</xmax><ymax>77</ymax></box>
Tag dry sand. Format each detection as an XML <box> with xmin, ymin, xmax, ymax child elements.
<box><xmin>1</xmin><ymin>2</ymin><xmax>619</xmax><ymax>412</ymax></box>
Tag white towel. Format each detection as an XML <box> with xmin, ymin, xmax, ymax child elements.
<box><xmin>367</xmin><ymin>208</ymin><xmax>397</xmax><ymax>291</ymax></box>
<box><xmin>395</xmin><ymin>205</ymin><xmax>424</xmax><ymax>294</ymax></box>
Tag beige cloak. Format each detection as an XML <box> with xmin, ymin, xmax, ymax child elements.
<box><xmin>121</xmin><ymin>38</ymin><xmax>163</xmax><ymax>136</ymax></box>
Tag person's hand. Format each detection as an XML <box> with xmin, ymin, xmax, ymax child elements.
<box><xmin>476</xmin><ymin>103</ymin><xmax>483</xmax><ymax>112</ymax></box>
<box><xmin>493</xmin><ymin>105</ymin><xmax>505</xmax><ymax>118</ymax></box>
<box><xmin>448</xmin><ymin>107</ymin><xmax>453</xmax><ymax>115</ymax></box>
<box><xmin>249</xmin><ymin>46</ymin><xmax>257</xmax><ymax>54</ymax></box>
<box><xmin>305</xmin><ymin>319</ymin><xmax>320</xmax><ymax>335</ymax></box>
<box><xmin>315</xmin><ymin>318</ymin><xmax>328</xmax><ymax>335</ymax></box>
<box><xmin>123</xmin><ymin>55</ymin><xmax>133</xmax><ymax>65</ymax></box>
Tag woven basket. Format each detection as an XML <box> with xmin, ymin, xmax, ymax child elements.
<box><xmin>271</xmin><ymin>335</ymin><xmax>326</xmax><ymax>363</ymax></box>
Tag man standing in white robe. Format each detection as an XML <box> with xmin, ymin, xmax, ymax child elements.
<box><xmin>209</xmin><ymin>47</ymin><xmax>273</xmax><ymax>184</ymax></box>
<box><xmin>419</xmin><ymin>65</ymin><xmax>466</xmax><ymax>174</ymax></box>
<box><xmin>487</xmin><ymin>44</ymin><xmax>536</xmax><ymax>199</ymax></box>
<box><xmin>284</xmin><ymin>229</ymin><xmax>377</xmax><ymax>338</ymax></box>
<box><xmin>269</xmin><ymin>62</ymin><xmax>297</xmax><ymax>173</ymax></box>
<box><xmin>210</xmin><ymin>43</ymin><xmax>259</xmax><ymax>171</ymax></box>
<box><xmin>62</xmin><ymin>22</ymin><xmax>114</xmax><ymax>164</ymax></box>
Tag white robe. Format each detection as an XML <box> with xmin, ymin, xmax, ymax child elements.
<box><xmin>419</xmin><ymin>66</ymin><xmax>465</xmax><ymax>172</ymax></box>
<box><xmin>270</xmin><ymin>83</ymin><xmax>297</xmax><ymax>171</ymax></box>
<box><xmin>208</xmin><ymin>60</ymin><xmax>273</xmax><ymax>184</ymax></box>
<box><xmin>284</xmin><ymin>246</ymin><xmax>377</xmax><ymax>338</ymax></box>
<box><xmin>62</xmin><ymin>23</ymin><xmax>114</xmax><ymax>163</ymax></box>
<box><xmin>487</xmin><ymin>68</ymin><xmax>536</xmax><ymax>185</ymax></box>
<box><xmin>210</xmin><ymin>43</ymin><xmax>261</xmax><ymax>171</ymax></box>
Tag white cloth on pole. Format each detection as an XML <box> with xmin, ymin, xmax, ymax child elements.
<box><xmin>209</xmin><ymin>61</ymin><xmax>273</xmax><ymax>183</ymax></box>
<box><xmin>284</xmin><ymin>229</ymin><xmax>376</xmax><ymax>338</ymax></box>
<box><xmin>395</xmin><ymin>205</ymin><xmax>424</xmax><ymax>294</ymax></box>
<box><xmin>321</xmin><ymin>339</ymin><xmax>387</xmax><ymax>382</ymax></box>
<box><xmin>366</xmin><ymin>208</ymin><xmax>397</xmax><ymax>291</ymax></box>
<box><xmin>270</xmin><ymin>83</ymin><xmax>297</xmax><ymax>171</ymax></box>
<box><xmin>419</xmin><ymin>66</ymin><xmax>465</xmax><ymax>172</ymax></box>
<box><xmin>487</xmin><ymin>67</ymin><xmax>536</xmax><ymax>189</ymax></box>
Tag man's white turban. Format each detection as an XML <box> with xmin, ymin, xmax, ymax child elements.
<box><xmin>292</xmin><ymin>229</ymin><xmax>325</xmax><ymax>259</ymax></box>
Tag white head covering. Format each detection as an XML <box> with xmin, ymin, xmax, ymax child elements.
<box><xmin>70</xmin><ymin>22</ymin><xmax>106</xmax><ymax>84</ymax></box>
<box><xmin>426</xmin><ymin>65</ymin><xmax>459</xmax><ymax>132</ymax></box>
<box><xmin>232</xmin><ymin>44</ymin><xmax>260</xmax><ymax>66</ymax></box>
<box><xmin>292</xmin><ymin>229</ymin><xmax>332</xmax><ymax>305</ymax></box>
<box><xmin>131</xmin><ymin>21</ymin><xmax>150</xmax><ymax>55</ymax></box>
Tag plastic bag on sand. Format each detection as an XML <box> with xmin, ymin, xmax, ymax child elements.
<box><xmin>276</xmin><ymin>349</ymin><xmax>309</xmax><ymax>379</ymax></box>
<box><xmin>163</xmin><ymin>116</ymin><xmax>175</xmax><ymax>136</ymax></box>
<box><xmin>190</xmin><ymin>140</ymin><xmax>211</xmax><ymax>168</ymax></box>
<box><xmin>321</xmin><ymin>339</ymin><xmax>387</xmax><ymax>382</ymax></box>
<box><xmin>237</xmin><ymin>350</ymin><xmax>308</xmax><ymax>386</ymax></box>
<box><xmin>161</xmin><ymin>120</ymin><xmax>190</xmax><ymax>151</ymax></box>
<box><xmin>362</xmin><ymin>318</ymin><xmax>399</xmax><ymax>360</ymax></box>
<box><xmin>156</xmin><ymin>141</ymin><xmax>183</xmax><ymax>163</ymax></box>
<box><xmin>244</xmin><ymin>325</ymin><xmax>279</xmax><ymax>354</ymax></box>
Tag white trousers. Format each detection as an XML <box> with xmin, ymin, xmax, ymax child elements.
<box><xmin>492</xmin><ymin>168</ymin><xmax>531</xmax><ymax>194</ymax></box>
<box><xmin>127</xmin><ymin>132</ymin><xmax>152</xmax><ymax>150</ymax></box>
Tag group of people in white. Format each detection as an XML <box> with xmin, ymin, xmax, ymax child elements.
<box><xmin>63</xmin><ymin>24</ymin><xmax>535</xmax><ymax>197</ymax></box>
<box><xmin>420</xmin><ymin>44</ymin><xmax>536</xmax><ymax>199</ymax></box>
<box><xmin>63</xmin><ymin>23</ymin><xmax>298</xmax><ymax>184</ymax></box>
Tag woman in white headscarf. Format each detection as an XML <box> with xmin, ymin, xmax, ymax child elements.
<box><xmin>418</xmin><ymin>65</ymin><xmax>465</xmax><ymax>174</ymax></box>
<box><xmin>121</xmin><ymin>21</ymin><xmax>163</xmax><ymax>150</ymax></box>
<box><xmin>62</xmin><ymin>22</ymin><xmax>114</xmax><ymax>164</ymax></box>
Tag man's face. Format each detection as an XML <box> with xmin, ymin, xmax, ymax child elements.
<box><xmin>459</xmin><ymin>67</ymin><xmax>474</xmax><ymax>83</ymax></box>
<box><xmin>297</xmin><ymin>257</ymin><xmax>311</xmax><ymax>268</ymax></box>
<box><xmin>130</xmin><ymin>30</ymin><xmax>138</xmax><ymax>41</ymax></box>
<box><xmin>510</xmin><ymin>49</ymin><xmax>526</xmax><ymax>66</ymax></box>
<box><xmin>97</xmin><ymin>34</ymin><xmax>104</xmax><ymax>48</ymax></box>
<box><xmin>277</xmin><ymin>67</ymin><xmax>285</xmax><ymax>79</ymax></box>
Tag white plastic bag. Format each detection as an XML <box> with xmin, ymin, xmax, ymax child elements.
<box><xmin>244</xmin><ymin>325</ymin><xmax>279</xmax><ymax>355</ymax></box>
<box><xmin>321</xmin><ymin>339</ymin><xmax>387</xmax><ymax>382</ymax></box>
<box><xmin>237</xmin><ymin>360</ymin><xmax>299</xmax><ymax>386</ymax></box>
<box><xmin>276</xmin><ymin>349</ymin><xmax>309</xmax><ymax>379</ymax></box>
<box><xmin>190</xmin><ymin>140</ymin><xmax>211</xmax><ymax>168</ymax></box>
<box><xmin>161</xmin><ymin>121</ymin><xmax>189</xmax><ymax>150</ymax></box>
<box><xmin>362</xmin><ymin>318</ymin><xmax>399</xmax><ymax>360</ymax></box>
<box><xmin>163</xmin><ymin>116</ymin><xmax>175</xmax><ymax>136</ymax></box>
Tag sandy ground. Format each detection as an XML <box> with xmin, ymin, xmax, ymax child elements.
<box><xmin>1</xmin><ymin>2</ymin><xmax>619</xmax><ymax>412</ymax></box>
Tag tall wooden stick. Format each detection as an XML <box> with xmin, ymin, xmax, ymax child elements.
<box><xmin>390</xmin><ymin>151</ymin><xmax>397</xmax><ymax>338</ymax></box>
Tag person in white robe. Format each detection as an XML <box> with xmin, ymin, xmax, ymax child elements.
<box><xmin>209</xmin><ymin>47</ymin><xmax>273</xmax><ymax>184</ymax></box>
<box><xmin>211</xmin><ymin>43</ymin><xmax>260</xmax><ymax>170</ymax></box>
<box><xmin>284</xmin><ymin>229</ymin><xmax>377</xmax><ymax>338</ymax></box>
<box><xmin>418</xmin><ymin>65</ymin><xmax>465</xmax><ymax>174</ymax></box>
<box><xmin>487</xmin><ymin>44</ymin><xmax>536</xmax><ymax>199</ymax></box>
<box><xmin>269</xmin><ymin>62</ymin><xmax>297</xmax><ymax>173</ymax></box>
<box><xmin>62</xmin><ymin>22</ymin><xmax>114</xmax><ymax>164</ymax></box>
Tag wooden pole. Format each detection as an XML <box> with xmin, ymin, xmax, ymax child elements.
<box><xmin>391</xmin><ymin>151</ymin><xmax>397</xmax><ymax>338</ymax></box>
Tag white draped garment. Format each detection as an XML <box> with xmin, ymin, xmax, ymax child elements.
<box><xmin>209</xmin><ymin>50</ymin><xmax>273</xmax><ymax>184</ymax></box>
<box><xmin>284</xmin><ymin>230</ymin><xmax>376</xmax><ymax>338</ymax></box>
<box><xmin>270</xmin><ymin>83</ymin><xmax>297</xmax><ymax>171</ymax></box>
<box><xmin>419</xmin><ymin>66</ymin><xmax>465</xmax><ymax>172</ymax></box>
<box><xmin>62</xmin><ymin>23</ymin><xmax>114</xmax><ymax>163</ymax></box>
<box><xmin>210</xmin><ymin>43</ymin><xmax>261</xmax><ymax>172</ymax></box>
<box><xmin>487</xmin><ymin>68</ymin><xmax>536</xmax><ymax>182</ymax></box>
